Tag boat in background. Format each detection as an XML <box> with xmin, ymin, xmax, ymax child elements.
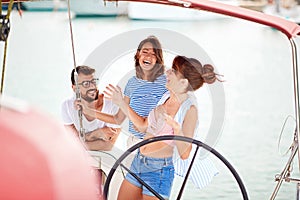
<box><xmin>5</xmin><ymin>0</ymin><xmax>128</xmax><ymax>17</ymax></box>
<box><xmin>128</xmin><ymin>0</ymin><xmax>237</xmax><ymax>20</ymax></box>
<box><xmin>69</xmin><ymin>0</ymin><xmax>128</xmax><ymax>17</ymax></box>
<box><xmin>22</xmin><ymin>0</ymin><xmax>67</xmax><ymax>11</ymax></box>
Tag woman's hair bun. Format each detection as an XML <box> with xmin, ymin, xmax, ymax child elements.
<box><xmin>202</xmin><ymin>64</ymin><xmax>217</xmax><ymax>84</ymax></box>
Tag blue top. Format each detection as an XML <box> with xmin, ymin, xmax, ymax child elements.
<box><xmin>124</xmin><ymin>74</ymin><xmax>167</xmax><ymax>138</ymax></box>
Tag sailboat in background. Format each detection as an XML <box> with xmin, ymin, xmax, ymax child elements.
<box><xmin>6</xmin><ymin>0</ymin><xmax>299</xmax><ymax>22</ymax></box>
<box><xmin>68</xmin><ymin>0</ymin><xmax>128</xmax><ymax>17</ymax></box>
<box><xmin>2</xmin><ymin>0</ymin><xmax>128</xmax><ymax>16</ymax></box>
<box><xmin>127</xmin><ymin>0</ymin><xmax>237</xmax><ymax>20</ymax></box>
<box><xmin>21</xmin><ymin>0</ymin><xmax>67</xmax><ymax>11</ymax></box>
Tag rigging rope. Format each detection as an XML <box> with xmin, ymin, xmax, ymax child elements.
<box><xmin>0</xmin><ymin>0</ymin><xmax>14</xmax><ymax>95</ymax></box>
<box><xmin>66</xmin><ymin>0</ymin><xmax>76</xmax><ymax>69</ymax></box>
<box><xmin>277</xmin><ymin>115</ymin><xmax>296</xmax><ymax>157</ymax></box>
<box><xmin>66</xmin><ymin>0</ymin><xmax>85</xmax><ymax>142</ymax></box>
<box><xmin>0</xmin><ymin>40</ymin><xmax>8</xmax><ymax>94</ymax></box>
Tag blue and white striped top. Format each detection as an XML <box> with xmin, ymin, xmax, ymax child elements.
<box><xmin>124</xmin><ymin>74</ymin><xmax>167</xmax><ymax>139</ymax></box>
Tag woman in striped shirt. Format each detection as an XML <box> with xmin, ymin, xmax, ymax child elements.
<box><xmin>123</xmin><ymin>35</ymin><xmax>167</xmax><ymax>140</ymax></box>
<box><xmin>77</xmin><ymin>36</ymin><xmax>167</xmax><ymax>144</ymax></box>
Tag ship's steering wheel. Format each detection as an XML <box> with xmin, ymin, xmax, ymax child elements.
<box><xmin>103</xmin><ymin>135</ymin><xmax>249</xmax><ymax>200</ymax></box>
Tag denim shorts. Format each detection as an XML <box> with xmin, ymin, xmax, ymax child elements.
<box><xmin>126</xmin><ymin>151</ymin><xmax>174</xmax><ymax>198</ymax></box>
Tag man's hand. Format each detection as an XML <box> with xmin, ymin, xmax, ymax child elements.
<box><xmin>85</xmin><ymin>127</ymin><xmax>119</xmax><ymax>142</ymax></box>
<box><xmin>74</xmin><ymin>93</ymin><xmax>105</xmax><ymax>119</ymax></box>
<box><xmin>74</xmin><ymin>99</ymin><xmax>96</xmax><ymax>118</ymax></box>
<box><xmin>84</xmin><ymin>127</ymin><xmax>121</xmax><ymax>151</ymax></box>
<box><xmin>103</xmin><ymin>127</ymin><xmax>119</xmax><ymax>140</ymax></box>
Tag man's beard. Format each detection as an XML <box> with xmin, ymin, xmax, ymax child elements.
<box><xmin>81</xmin><ymin>89</ymin><xmax>99</xmax><ymax>103</ymax></box>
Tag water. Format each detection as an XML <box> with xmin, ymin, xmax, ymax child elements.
<box><xmin>1</xmin><ymin>10</ymin><xmax>299</xmax><ymax>199</ymax></box>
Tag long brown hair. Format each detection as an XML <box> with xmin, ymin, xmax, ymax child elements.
<box><xmin>134</xmin><ymin>36</ymin><xmax>165</xmax><ymax>82</ymax></box>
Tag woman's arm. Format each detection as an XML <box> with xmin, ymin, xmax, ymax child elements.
<box><xmin>93</xmin><ymin>97</ymin><xmax>128</xmax><ymax>125</ymax></box>
<box><xmin>165</xmin><ymin>105</ymin><xmax>198</xmax><ymax>159</ymax></box>
<box><xmin>74</xmin><ymin>95</ymin><xmax>128</xmax><ymax>125</ymax></box>
<box><xmin>105</xmin><ymin>84</ymin><xmax>148</xmax><ymax>128</ymax></box>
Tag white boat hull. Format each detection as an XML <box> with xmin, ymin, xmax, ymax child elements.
<box><xmin>70</xmin><ymin>0</ymin><xmax>128</xmax><ymax>16</ymax></box>
<box><xmin>128</xmin><ymin>1</ymin><xmax>237</xmax><ymax>21</ymax></box>
<box><xmin>22</xmin><ymin>0</ymin><xmax>67</xmax><ymax>11</ymax></box>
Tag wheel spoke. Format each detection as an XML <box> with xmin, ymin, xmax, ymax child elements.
<box><xmin>103</xmin><ymin>135</ymin><xmax>249</xmax><ymax>200</ymax></box>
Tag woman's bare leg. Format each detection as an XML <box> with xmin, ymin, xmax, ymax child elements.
<box><xmin>117</xmin><ymin>179</ymin><xmax>142</xmax><ymax>200</ymax></box>
<box><xmin>143</xmin><ymin>194</ymin><xmax>166</xmax><ymax>200</ymax></box>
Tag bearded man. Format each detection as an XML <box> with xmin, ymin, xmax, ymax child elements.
<box><xmin>61</xmin><ymin>65</ymin><xmax>120</xmax><ymax>151</ymax></box>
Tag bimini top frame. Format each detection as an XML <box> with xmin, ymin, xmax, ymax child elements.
<box><xmin>123</xmin><ymin>0</ymin><xmax>300</xmax><ymax>38</ymax></box>
<box><xmin>2</xmin><ymin>0</ymin><xmax>300</xmax><ymax>37</ymax></box>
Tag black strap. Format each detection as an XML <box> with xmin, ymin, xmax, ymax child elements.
<box><xmin>0</xmin><ymin>14</ymin><xmax>10</xmax><ymax>41</ymax></box>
